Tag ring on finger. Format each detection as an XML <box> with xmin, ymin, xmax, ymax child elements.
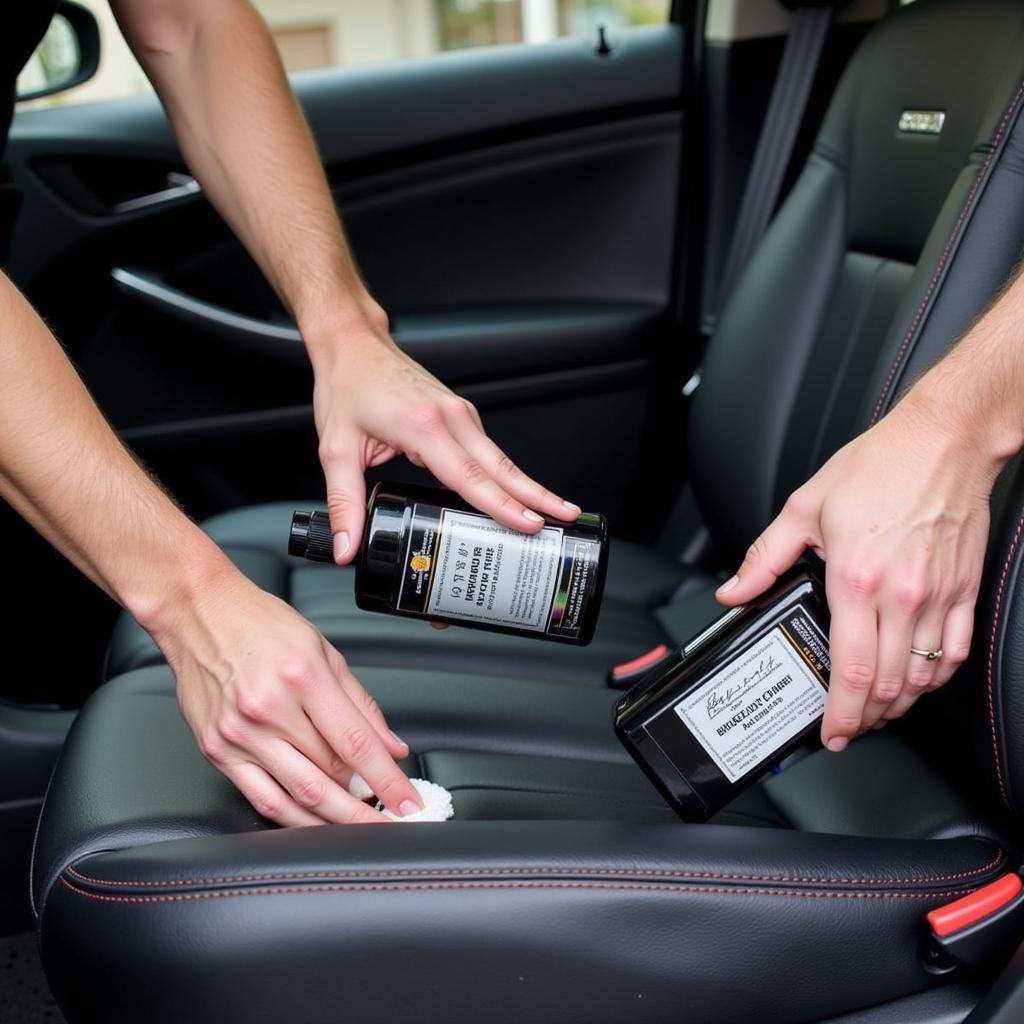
<box><xmin>910</xmin><ymin>646</ymin><xmax>943</xmax><ymax>661</ymax></box>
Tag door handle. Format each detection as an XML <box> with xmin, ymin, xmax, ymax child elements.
<box><xmin>111</xmin><ymin>172</ymin><xmax>201</xmax><ymax>215</ymax></box>
<box><xmin>112</xmin><ymin>265</ymin><xmax>663</xmax><ymax>380</ymax></box>
<box><xmin>111</xmin><ymin>266</ymin><xmax>307</xmax><ymax>362</ymax></box>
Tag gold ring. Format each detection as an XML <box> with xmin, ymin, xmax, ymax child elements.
<box><xmin>910</xmin><ymin>646</ymin><xmax>943</xmax><ymax>661</ymax></box>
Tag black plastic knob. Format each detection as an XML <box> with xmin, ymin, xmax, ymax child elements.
<box><xmin>289</xmin><ymin>510</ymin><xmax>334</xmax><ymax>562</ymax></box>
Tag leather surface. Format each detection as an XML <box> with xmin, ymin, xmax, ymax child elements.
<box><xmin>979</xmin><ymin>461</ymin><xmax>1024</xmax><ymax>823</ymax></box>
<box><xmin>35</xmin><ymin>668</ymin><xmax>1007</xmax><ymax>1024</ymax></box>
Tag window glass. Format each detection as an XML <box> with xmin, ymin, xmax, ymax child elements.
<box><xmin>17</xmin><ymin>0</ymin><xmax>670</xmax><ymax>109</ymax></box>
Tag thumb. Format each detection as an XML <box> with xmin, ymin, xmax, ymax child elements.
<box><xmin>320</xmin><ymin>442</ymin><xmax>367</xmax><ymax>565</ymax></box>
<box><xmin>716</xmin><ymin>497</ymin><xmax>815</xmax><ymax>605</ymax></box>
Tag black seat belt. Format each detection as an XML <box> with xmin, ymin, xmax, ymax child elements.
<box><xmin>713</xmin><ymin>1</ymin><xmax>837</xmax><ymax>318</ymax></box>
<box><xmin>668</xmin><ymin>1</ymin><xmax>840</xmax><ymax>561</ymax></box>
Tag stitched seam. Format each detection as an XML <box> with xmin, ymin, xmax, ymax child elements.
<box><xmin>869</xmin><ymin>78</ymin><xmax>1024</xmax><ymax>427</ymax></box>
<box><xmin>58</xmin><ymin>876</ymin><xmax>979</xmax><ymax>906</ymax></box>
<box><xmin>63</xmin><ymin>849</ymin><xmax>1004</xmax><ymax>891</ymax></box>
<box><xmin>988</xmin><ymin>513</ymin><xmax>1024</xmax><ymax>807</ymax></box>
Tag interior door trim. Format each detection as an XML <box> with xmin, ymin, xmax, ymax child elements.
<box><xmin>112</xmin><ymin>266</ymin><xmax>665</xmax><ymax>384</ymax></box>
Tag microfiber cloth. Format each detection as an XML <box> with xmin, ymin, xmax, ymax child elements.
<box><xmin>349</xmin><ymin>773</ymin><xmax>455</xmax><ymax>822</ymax></box>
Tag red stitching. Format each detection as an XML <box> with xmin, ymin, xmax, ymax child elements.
<box><xmin>869</xmin><ymin>78</ymin><xmax>1024</xmax><ymax>427</ymax></box>
<box><xmin>63</xmin><ymin>849</ymin><xmax>1005</xmax><ymax>891</ymax></box>
<box><xmin>58</xmin><ymin>876</ymin><xmax>978</xmax><ymax>907</ymax></box>
<box><xmin>987</xmin><ymin>512</ymin><xmax>1024</xmax><ymax>807</ymax></box>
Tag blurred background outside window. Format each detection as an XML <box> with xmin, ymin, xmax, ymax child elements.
<box><xmin>18</xmin><ymin>0</ymin><xmax>669</xmax><ymax>108</ymax></box>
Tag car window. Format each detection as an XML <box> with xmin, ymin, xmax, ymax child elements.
<box><xmin>17</xmin><ymin>0</ymin><xmax>671</xmax><ymax>109</ymax></box>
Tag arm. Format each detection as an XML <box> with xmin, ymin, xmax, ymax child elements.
<box><xmin>111</xmin><ymin>0</ymin><xmax>581</xmax><ymax>561</ymax></box>
<box><xmin>0</xmin><ymin>270</ymin><xmax>421</xmax><ymax>825</ymax></box>
<box><xmin>717</xmin><ymin>265</ymin><xmax>1024</xmax><ymax>750</ymax></box>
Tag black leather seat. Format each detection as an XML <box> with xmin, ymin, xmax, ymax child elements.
<box><xmin>104</xmin><ymin>0</ymin><xmax>1024</xmax><ymax>691</ymax></box>
<box><xmin>33</xmin><ymin>663</ymin><xmax>1009</xmax><ymax>1023</ymax></box>
<box><xmin>34</xmin><ymin>2</ymin><xmax>1024</xmax><ymax>1021</ymax></box>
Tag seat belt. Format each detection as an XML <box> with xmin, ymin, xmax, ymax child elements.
<box><xmin>713</xmin><ymin>1</ymin><xmax>837</xmax><ymax>319</ymax></box>
<box><xmin>666</xmin><ymin>1</ymin><xmax>840</xmax><ymax>563</ymax></box>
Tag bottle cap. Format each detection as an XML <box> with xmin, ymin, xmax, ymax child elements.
<box><xmin>289</xmin><ymin>510</ymin><xmax>335</xmax><ymax>562</ymax></box>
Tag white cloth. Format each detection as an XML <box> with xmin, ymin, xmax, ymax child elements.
<box><xmin>348</xmin><ymin>773</ymin><xmax>454</xmax><ymax>822</ymax></box>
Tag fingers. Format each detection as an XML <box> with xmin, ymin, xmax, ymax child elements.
<box><xmin>258</xmin><ymin>739</ymin><xmax>390</xmax><ymax>824</ymax></box>
<box><xmin>717</xmin><ymin>495</ymin><xmax>817</xmax><ymax>606</ymax></box>
<box><xmin>322</xmin><ymin>642</ymin><xmax>410</xmax><ymax>760</ymax></box>
<box><xmin>446</xmin><ymin>404</ymin><xmax>581</xmax><ymax>523</ymax></box>
<box><xmin>858</xmin><ymin>602</ymin><xmax>916</xmax><ymax>730</ymax></box>
<box><xmin>301</xmin><ymin>669</ymin><xmax>423</xmax><ymax>819</ymax></box>
<box><xmin>935</xmin><ymin>599</ymin><xmax>975</xmax><ymax>687</ymax></box>
<box><xmin>223</xmin><ymin>760</ymin><xmax>328</xmax><ymax>828</ymax></box>
<box><xmin>821</xmin><ymin>586</ymin><xmax>878</xmax><ymax>752</ymax></box>
<box><xmin>318</xmin><ymin>429</ymin><xmax>367</xmax><ymax>564</ymax></box>
<box><xmin>403</xmin><ymin>399</ymin><xmax>579</xmax><ymax>531</ymax></box>
<box><xmin>904</xmin><ymin>601</ymin><xmax>947</xmax><ymax>694</ymax></box>
<box><xmin>879</xmin><ymin>599</ymin><xmax>975</xmax><ymax>723</ymax></box>
<box><xmin>410</xmin><ymin>428</ymin><xmax>549</xmax><ymax>532</ymax></box>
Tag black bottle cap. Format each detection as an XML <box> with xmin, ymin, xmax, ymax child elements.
<box><xmin>289</xmin><ymin>510</ymin><xmax>335</xmax><ymax>562</ymax></box>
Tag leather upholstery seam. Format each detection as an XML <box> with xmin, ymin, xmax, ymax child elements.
<box><xmin>57</xmin><ymin>876</ymin><xmax>983</xmax><ymax>906</ymax></box>
<box><xmin>63</xmin><ymin>848</ymin><xmax>1004</xmax><ymax>891</ymax></box>
<box><xmin>987</xmin><ymin>512</ymin><xmax>1024</xmax><ymax>807</ymax></box>
<box><xmin>868</xmin><ymin>77</ymin><xmax>1024</xmax><ymax>427</ymax></box>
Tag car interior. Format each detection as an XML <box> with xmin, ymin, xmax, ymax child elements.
<box><xmin>7</xmin><ymin>0</ymin><xmax>1024</xmax><ymax>1021</ymax></box>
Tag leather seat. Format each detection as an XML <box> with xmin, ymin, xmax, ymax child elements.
<box><xmin>35</xmin><ymin>2</ymin><xmax>1024</xmax><ymax>1021</ymax></box>
<box><xmin>29</xmin><ymin>647</ymin><xmax>1013</xmax><ymax>1023</ymax></box>
<box><xmin>104</xmin><ymin>0</ymin><xmax>1024</xmax><ymax>691</ymax></box>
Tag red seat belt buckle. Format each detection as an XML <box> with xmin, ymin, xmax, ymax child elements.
<box><xmin>608</xmin><ymin>644</ymin><xmax>672</xmax><ymax>689</ymax></box>
<box><xmin>927</xmin><ymin>871</ymin><xmax>1024</xmax><ymax>970</ymax></box>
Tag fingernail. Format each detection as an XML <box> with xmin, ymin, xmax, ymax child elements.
<box><xmin>333</xmin><ymin>531</ymin><xmax>350</xmax><ymax>561</ymax></box>
<box><xmin>522</xmin><ymin>509</ymin><xmax>543</xmax><ymax>523</ymax></box>
<box><xmin>390</xmin><ymin>729</ymin><xmax>408</xmax><ymax>750</ymax></box>
<box><xmin>826</xmin><ymin>736</ymin><xmax>848</xmax><ymax>753</ymax></box>
<box><xmin>562</xmin><ymin>500</ymin><xmax>582</xmax><ymax>515</ymax></box>
<box><xmin>399</xmin><ymin>799</ymin><xmax>421</xmax><ymax>817</ymax></box>
<box><xmin>717</xmin><ymin>575</ymin><xmax>739</xmax><ymax>595</ymax></box>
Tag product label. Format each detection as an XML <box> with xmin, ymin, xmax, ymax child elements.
<box><xmin>396</xmin><ymin>508</ymin><xmax>564</xmax><ymax>631</ymax></box>
<box><xmin>546</xmin><ymin>531</ymin><xmax>602</xmax><ymax>639</ymax></box>
<box><xmin>671</xmin><ymin>606</ymin><xmax>829</xmax><ymax>783</ymax></box>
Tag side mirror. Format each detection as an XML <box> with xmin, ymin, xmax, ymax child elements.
<box><xmin>16</xmin><ymin>1</ymin><xmax>101</xmax><ymax>103</ymax></box>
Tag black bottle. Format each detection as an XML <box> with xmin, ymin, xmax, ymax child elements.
<box><xmin>289</xmin><ymin>481</ymin><xmax>608</xmax><ymax>645</ymax></box>
<box><xmin>614</xmin><ymin>563</ymin><xmax>830</xmax><ymax>822</ymax></box>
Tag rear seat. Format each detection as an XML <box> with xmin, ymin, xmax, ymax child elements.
<box><xmin>106</xmin><ymin>0</ymin><xmax>1024</xmax><ymax>688</ymax></box>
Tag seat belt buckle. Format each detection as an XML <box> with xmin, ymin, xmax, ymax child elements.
<box><xmin>608</xmin><ymin>644</ymin><xmax>672</xmax><ymax>689</ymax></box>
<box><xmin>926</xmin><ymin>871</ymin><xmax>1024</xmax><ymax>970</ymax></box>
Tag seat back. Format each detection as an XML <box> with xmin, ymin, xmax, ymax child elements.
<box><xmin>689</xmin><ymin>0</ymin><xmax>1024</xmax><ymax>557</ymax></box>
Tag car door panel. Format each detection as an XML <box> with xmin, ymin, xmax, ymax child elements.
<box><xmin>1</xmin><ymin>19</ymin><xmax>692</xmax><ymax>711</ymax></box>
<box><xmin>6</xmin><ymin>23</ymin><xmax>688</xmax><ymax>524</ymax></box>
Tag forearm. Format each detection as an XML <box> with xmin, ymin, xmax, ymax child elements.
<box><xmin>113</xmin><ymin>0</ymin><xmax>380</xmax><ymax>359</ymax></box>
<box><xmin>902</xmin><ymin>264</ymin><xmax>1024</xmax><ymax>473</ymax></box>
<box><xmin>0</xmin><ymin>272</ymin><xmax>230</xmax><ymax>631</ymax></box>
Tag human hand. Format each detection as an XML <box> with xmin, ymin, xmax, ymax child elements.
<box><xmin>309</xmin><ymin>316</ymin><xmax>580</xmax><ymax>563</ymax></box>
<box><xmin>714</xmin><ymin>394</ymin><xmax>997</xmax><ymax>750</ymax></box>
<box><xmin>156</xmin><ymin>566</ymin><xmax>420</xmax><ymax>826</ymax></box>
